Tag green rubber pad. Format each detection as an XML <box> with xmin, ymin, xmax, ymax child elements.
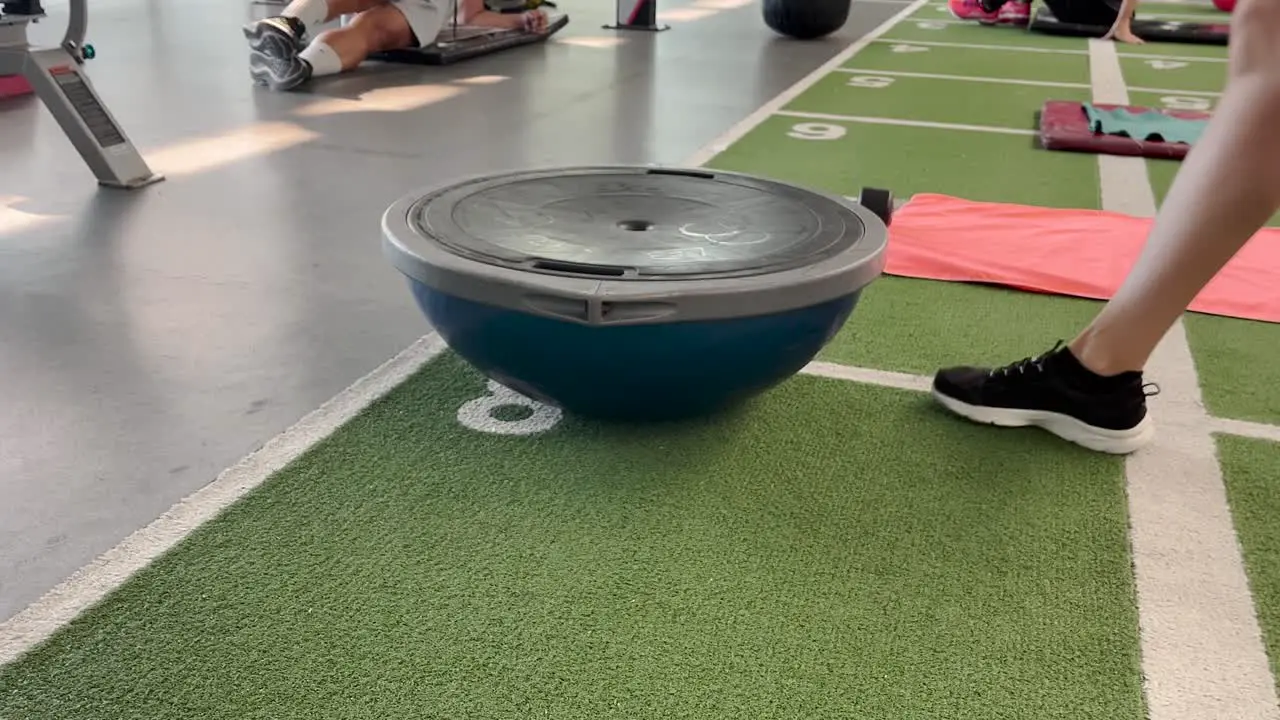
<box><xmin>0</xmin><ymin>352</ymin><xmax>1144</xmax><ymax>720</ymax></box>
<box><xmin>1217</xmin><ymin>435</ymin><xmax>1280</xmax><ymax>689</ymax></box>
<box><xmin>1082</xmin><ymin>103</ymin><xmax>1207</xmax><ymax>144</ymax></box>
<box><xmin>789</xmin><ymin>70</ymin><xmax>1090</xmax><ymax>130</ymax></box>
<box><xmin>845</xmin><ymin>41</ymin><xmax>1091</xmax><ymax>84</ymax></box>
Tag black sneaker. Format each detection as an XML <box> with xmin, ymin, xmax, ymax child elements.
<box><xmin>931</xmin><ymin>342</ymin><xmax>1158</xmax><ymax>454</ymax></box>
<box><xmin>244</xmin><ymin>16</ymin><xmax>313</xmax><ymax>91</ymax></box>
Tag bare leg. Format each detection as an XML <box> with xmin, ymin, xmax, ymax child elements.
<box><xmin>1070</xmin><ymin>0</ymin><xmax>1280</xmax><ymax>375</ymax></box>
<box><xmin>245</xmin><ymin>0</ymin><xmax>392</xmax><ymax>90</ymax></box>
<box><xmin>930</xmin><ymin>0</ymin><xmax>1280</xmax><ymax>453</ymax></box>
<box><xmin>318</xmin><ymin>0</ymin><xmax>391</xmax><ymax>20</ymax></box>
<box><xmin>311</xmin><ymin>4</ymin><xmax>416</xmax><ymax>70</ymax></box>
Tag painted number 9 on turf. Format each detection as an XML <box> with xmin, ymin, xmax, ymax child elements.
<box><xmin>787</xmin><ymin>123</ymin><xmax>846</xmax><ymax>141</ymax></box>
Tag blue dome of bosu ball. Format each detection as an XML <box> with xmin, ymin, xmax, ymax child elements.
<box><xmin>382</xmin><ymin>165</ymin><xmax>892</xmax><ymax>421</ymax></box>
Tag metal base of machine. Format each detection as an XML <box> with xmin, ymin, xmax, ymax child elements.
<box><xmin>0</xmin><ymin>6</ymin><xmax>164</xmax><ymax>190</ymax></box>
<box><xmin>602</xmin><ymin>23</ymin><xmax>670</xmax><ymax>31</ymax></box>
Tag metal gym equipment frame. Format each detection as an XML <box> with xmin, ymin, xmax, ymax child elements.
<box><xmin>0</xmin><ymin>0</ymin><xmax>163</xmax><ymax>189</ymax></box>
<box><xmin>605</xmin><ymin>0</ymin><xmax>669</xmax><ymax>31</ymax></box>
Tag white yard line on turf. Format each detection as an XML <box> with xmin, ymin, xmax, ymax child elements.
<box><xmin>836</xmin><ymin>67</ymin><xmax>1092</xmax><ymax>88</ymax></box>
<box><xmin>1211</xmin><ymin>417</ymin><xmax>1280</xmax><ymax>443</ymax></box>
<box><xmin>776</xmin><ymin>109</ymin><xmax>1036</xmax><ymax>135</ymax></box>
<box><xmin>834</xmin><ymin>67</ymin><xmax>1222</xmax><ymax>96</ymax></box>
<box><xmin>1088</xmin><ymin>37</ymin><xmax>1280</xmax><ymax>720</ymax></box>
<box><xmin>683</xmin><ymin>0</ymin><xmax>930</xmax><ymax>165</ymax></box>
<box><xmin>0</xmin><ymin>333</ymin><xmax>450</xmax><ymax>667</ymax></box>
<box><xmin>872</xmin><ymin>37</ymin><xmax>1229</xmax><ymax>62</ymax></box>
<box><xmin>800</xmin><ymin>361</ymin><xmax>933</xmax><ymax>392</ymax></box>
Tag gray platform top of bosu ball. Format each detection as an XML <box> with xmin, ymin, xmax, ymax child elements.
<box><xmin>381</xmin><ymin>166</ymin><xmax>888</xmax><ymax>325</ymax></box>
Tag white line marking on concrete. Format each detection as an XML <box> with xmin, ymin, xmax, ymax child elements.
<box><xmin>1089</xmin><ymin>37</ymin><xmax>1280</xmax><ymax>720</ymax></box>
<box><xmin>800</xmin><ymin>361</ymin><xmax>933</xmax><ymax>392</ymax></box>
<box><xmin>1211</xmin><ymin>417</ymin><xmax>1280</xmax><ymax>444</ymax></box>
<box><xmin>0</xmin><ymin>334</ymin><xmax>451</xmax><ymax>668</ymax></box>
<box><xmin>835</xmin><ymin>67</ymin><xmax>1093</xmax><ymax>88</ymax></box>
<box><xmin>776</xmin><ymin>109</ymin><xmax>1035</xmax><ymax>135</ymax></box>
<box><xmin>682</xmin><ymin>0</ymin><xmax>930</xmax><ymax>165</ymax></box>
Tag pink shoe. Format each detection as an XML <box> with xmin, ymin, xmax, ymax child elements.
<box><xmin>997</xmin><ymin>0</ymin><xmax>1030</xmax><ymax>25</ymax></box>
<box><xmin>947</xmin><ymin>0</ymin><xmax>999</xmax><ymax>23</ymax></box>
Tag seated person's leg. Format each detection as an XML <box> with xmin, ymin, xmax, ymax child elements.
<box><xmin>244</xmin><ymin>0</ymin><xmax>391</xmax><ymax>91</ymax></box>
<box><xmin>303</xmin><ymin>3</ymin><xmax>420</xmax><ymax>79</ymax></box>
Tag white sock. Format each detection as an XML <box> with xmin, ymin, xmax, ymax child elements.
<box><xmin>281</xmin><ymin>0</ymin><xmax>330</xmax><ymax>33</ymax></box>
<box><xmin>299</xmin><ymin>40</ymin><xmax>343</xmax><ymax>77</ymax></box>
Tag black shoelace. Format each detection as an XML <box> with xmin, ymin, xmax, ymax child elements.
<box><xmin>988</xmin><ymin>340</ymin><xmax>1163</xmax><ymax>398</ymax></box>
<box><xmin>988</xmin><ymin>341</ymin><xmax>1064</xmax><ymax>379</ymax></box>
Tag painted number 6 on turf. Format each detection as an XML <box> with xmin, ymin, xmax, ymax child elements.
<box><xmin>456</xmin><ymin>379</ymin><xmax>562</xmax><ymax>436</ymax></box>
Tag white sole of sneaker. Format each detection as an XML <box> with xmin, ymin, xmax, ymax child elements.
<box><xmin>931</xmin><ymin>389</ymin><xmax>1155</xmax><ymax>455</ymax></box>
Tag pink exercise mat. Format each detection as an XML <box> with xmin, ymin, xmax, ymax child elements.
<box><xmin>883</xmin><ymin>193</ymin><xmax>1280</xmax><ymax>324</ymax></box>
<box><xmin>0</xmin><ymin>75</ymin><xmax>33</xmax><ymax>99</ymax></box>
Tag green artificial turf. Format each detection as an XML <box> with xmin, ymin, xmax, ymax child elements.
<box><xmin>788</xmin><ymin>71</ymin><xmax>1088</xmax><ymax>130</ymax></box>
<box><xmin>707</xmin><ymin>116</ymin><xmax>1099</xmax><ymax>209</ymax></box>
<box><xmin>1118</xmin><ymin>56</ymin><xmax>1226</xmax><ymax>93</ymax></box>
<box><xmin>820</xmin><ymin>276</ymin><xmax>1104</xmax><ymax>376</ymax></box>
<box><xmin>0</xmin><ymin>353</ymin><xmax>1144</xmax><ymax>720</ymax></box>
<box><xmin>1184</xmin><ymin>315</ymin><xmax>1280</xmax><ymax>424</ymax></box>
<box><xmin>1217</xmin><ymin>435</ymin><xmax>1280</xmax><ymax>690</ymax></box>
<box><xmin>883</xmin><ymin>18</ymin><xmax>1087</xmax><ymax>50</ymax></box>
<box><xmin>846</xmin><ymin>42</ymin><xmax>1091</xmax><ymax>84</ymax></box>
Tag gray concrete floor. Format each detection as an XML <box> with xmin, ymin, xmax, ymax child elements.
<box><xmin>0</xmin><ymin>0</ymin><xmax>902</xmax><ymax>621</ymax></box>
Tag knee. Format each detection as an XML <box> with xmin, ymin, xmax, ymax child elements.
<box><xmin>349</xmin><ymin>7</ymin><xmax>414</xmax><ymax>51</ymax></box>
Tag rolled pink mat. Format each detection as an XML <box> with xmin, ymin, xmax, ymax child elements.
<box><xmin>0</xmin><ymin>75</ymin><xmax>34</xmax><ymax>99</ymax></box>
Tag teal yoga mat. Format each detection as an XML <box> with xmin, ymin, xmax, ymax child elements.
<box><xmin>1083</xmin><ymin>104</ymin><xmax>1207</xmax><ymax>145</ymax></box>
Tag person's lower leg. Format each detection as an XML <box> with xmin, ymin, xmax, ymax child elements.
<box><xmin>280</xmin><ymin>0</ymin><xmax>388</xmax><ymax>32</ymax></box>
<box><xmin>302</xmin><ymin>5</ymin><xmax>413</xmax><ymax>74</ymax></box>
<box><xmin>1068</xmin><ymin>0</ymin><xmax>1280</xmax><ymax>376</ymax></box>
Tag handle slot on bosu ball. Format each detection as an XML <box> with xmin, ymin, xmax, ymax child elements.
<box><xmin>604</xmin><ymin>0</ymin><xmax>670</xmax><ymax>31</ymax></box>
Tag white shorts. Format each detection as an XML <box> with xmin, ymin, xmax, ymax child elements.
<box><xmin>389</xmin><ymin>0</ymin><xmax>457</xmax><ymax>47</ymax></box>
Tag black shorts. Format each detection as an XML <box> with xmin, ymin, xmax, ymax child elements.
<box><xmin>1043</xmin><ymin>0</ymin><xmax>1122</xmax><ymax>25</ymax></box>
